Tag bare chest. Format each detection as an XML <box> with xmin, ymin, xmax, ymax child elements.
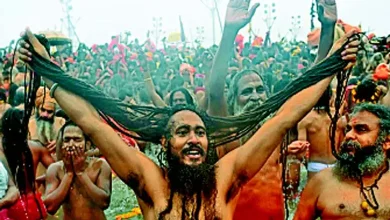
<box><xmin>317</xmin><ymin>179</ymin><xmax>390</xmax><ymax>219</ymax></box>
<box><xmin>142</xmin><ymin>192</ymin><xmax>227</xmax><ymax>220</ymax></box>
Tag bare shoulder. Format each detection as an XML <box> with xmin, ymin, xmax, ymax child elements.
<box><xmin>46</xmin><ymin>161</ymin><xmax>63</xmax><ymax>175</ymax></box>
<box><xmin>92</xmin><ymin>158</ymin><xmax>110</xmax><ymax>169</ymax></box>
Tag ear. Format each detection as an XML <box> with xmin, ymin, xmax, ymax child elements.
<box><xmin>161</xmin><ymin>137</ymin><xmax>168</xmax><ymax>151</ymax></box>
<box><xmin>383</xmin><ymin>135</ymin><xmax>390</xmax><ymax>151</ymax></box>
<box><xmin>85</xmin><ymin>141</ymin><xmax>92</xmax><ymax>151</ymax></box>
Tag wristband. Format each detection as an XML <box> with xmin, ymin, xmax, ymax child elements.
<box><xmin>50</xmin><ymin>83</ymin><xmax>59</xmax><ymax>98</ymax></box>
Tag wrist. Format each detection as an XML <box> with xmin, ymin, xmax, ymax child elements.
<box><xmin>222</xmin><ymin>26</ymin><xmax>239</xmax><ymax>36</ymax></box>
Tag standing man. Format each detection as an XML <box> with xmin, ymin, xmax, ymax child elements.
<box><xmin>44</xmin><ymin>121</ymin><xmax>112</xmax><ymax>220</ymax></box>
<box><xmin>206</xmin><ymin>0</ymin><xmax>338</xmax><ymax>219</ymax></box>
<box><xmin>295</xmin><ymin>104</ymin><xmax>390</xmax><ymax>219</ymax></box>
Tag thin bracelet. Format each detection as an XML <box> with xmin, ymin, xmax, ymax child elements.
<box><xmin>144</xmin><ymin>77</ymin><xmax>152</xmax><ymax>82</ymax></box>
<box><xmin>50</xmin><ymin>83</ymin><xmax>59</xmax><ymax>98</ymax></box>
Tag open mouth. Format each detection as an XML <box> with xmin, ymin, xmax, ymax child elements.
<box><xmin>183</xmin><ymin>147</ymin><xmax>204</xmax><ymax>159</ymax></box>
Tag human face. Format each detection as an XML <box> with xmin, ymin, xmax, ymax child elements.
<box><xmin>166</xmin><ymin>111</ymin><xmax>208</xmax><ymax>166</ymax></box>
<box><xmin>61</xmin><ymin>126</ymin><xmax>86</xmax><ymax>157</ymax></box>
<box><xmin>234</xmin><ymin>73</ymin><xmax>267</xmax><ymax>115</ymax></box>
<box><xmin>172</xmin><ymin>91</ymin><xmax>187</xmax><ymax>107</ymax></box>
<box><xmin>38</xmin><ymin>106</ymin><xmax>55</xmax><ymax>121</ymax></box>
<box><xmin>344</xmin><ymin>111</ymin><xmax>389</xmax><ymax>154</ymax></box>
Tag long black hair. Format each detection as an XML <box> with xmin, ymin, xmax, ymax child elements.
<box><xmin>24</xmin><ymin>33</ymin><xmax>361</xmax><ymax>150</ymax></box>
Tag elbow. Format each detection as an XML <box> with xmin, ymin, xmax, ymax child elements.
<box><xmin>44</xmin><ymin>201</ymin><xmax>59</xmax><ymax>215</ymax></box>
<box><xmin>99</xmin><ymin>196</ymin><xmax>111</xmax><ymax>210</ymax></box>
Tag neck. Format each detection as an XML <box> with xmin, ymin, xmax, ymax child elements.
<box><xmin>360</xmin><ymin>160</ymin><xmax>389</xmax><ymax>186</ymax></box>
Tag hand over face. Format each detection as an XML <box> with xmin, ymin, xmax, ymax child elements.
<box><xmin>72</xmin><ymin>146</ymin><xmax>86</xmax><ymax>174</ymax></box>
<box><xmin>225</xmin><ymin>0</ymin><xmax>260</xmax><ymax>31</ymax></box>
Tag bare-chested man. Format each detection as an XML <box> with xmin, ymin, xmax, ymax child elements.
<box><xmin>18</xmin><ymin>11</ymin><xmax>358</xmax><ymax>219</ymax></box>
<box><xmin>295</xmin><ymin>103</ymin><xmax>390</xmax><ymax>219</ymax></box>
<box><xmin>291</xmin><ymin>88</ymin><xmax>342</xmax><ymax>180</ymax></box>
<box><xmin>206</xmin><ymin>0</ymin><xmax>338</xmax><ymax>219</ymax></box>
<box><xmin>44</xmin><ymin>121</ymin><xmax>112</xmax><ymax>220</ymax></box>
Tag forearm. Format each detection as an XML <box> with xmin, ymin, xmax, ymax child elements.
<box><xmin>208</xmin><ymin>27</ymin><xmax>238</xmax><ymax>100</ymax></box>
<box><xmin>0</xmin><ymin>186</ymin><xmax>19</xmax><ymax>209</ymax></box>
<box><xmin>315</xmin><ymin>23</ymin><xmax>336</xmax><ymax>63</ymax></box>
<box><xmin>143</xmin><ymin>72</ymin><xmax>166</xmax><ymax>107</ymax></box>
<box><xmin>50</xmin><ymin>84</ymin><xmax>100</xmax><ymax>132</ymax></box>
<box><xmin>76</xmin><ymin>173</ymin><xmax>109</xmax><ymax>209</ymax></box>
<box><xmin>44</xmin><ymin>173</ymin><xmax>73</xmax><ymax>213</ymax></box>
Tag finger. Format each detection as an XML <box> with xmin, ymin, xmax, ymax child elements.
<box><xmin>342</xmin><ymin>30</ymin><xmax>358</xmax><ymax>42</ymax></box>
<box><xmin>342</xmin><ymin>47</ymin><xmax>358</xmax><ymax>56</ymax></box>
<box><xmin>18</xmin><ymin>54</ymin><xmax>31</xmax><ymax>62</ymax></box>
<box><xmin>344</xmin><ymin>61</ymin><xmax>356</xmax><ymax>70</ymax></box>
<box><xmin>19</xmin><ymin>40</ymin><xmax>30</xmax><ymax>49</ymax></box>
<box><xmin>342</xmin><ymin>54</ymin><xmax>357</xmax><ymax>61</ymax></box>
<box><xmin>25</xmin><ymin>27</ymin><xmax>40</xmax><ymax>47</ymax></box>
<box><xmin>248</xmin><ymin>3</ymin><xmax>260</xmax><ymax>20</ymax></box>
<box><xmin>19</xmin><ymin>48</ymin><xmax>32</xmax><ymax>56</ymax></box>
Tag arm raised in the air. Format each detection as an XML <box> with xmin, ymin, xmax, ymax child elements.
<box><xmin>207</xmin><ymin>0</ymin><xmax>259</xmax><ymax>117</ymax></box>
<box><xmin>18</xmin><ymin>29</ymin><xmax>166</xmax><ymax>201</ymax></box>
<box><xmin>217</xmin><ymin>31</ymin><xmax>359</xmax><ymax>192</ymax></box>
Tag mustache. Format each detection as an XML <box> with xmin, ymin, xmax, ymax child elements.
<box><xmin>243</xmin><ymin>100</ymin><xmax>263</xmax><ymax>112</ymax></box>
<box><xmin>37</xmin><ymin>116</ymin><xmax>54</xmax><ymax>122</ymax></box>
<box><xmin>182</xmin><ymin>144</ymin><xmax>205</xmax><ymax>156</ymax></box>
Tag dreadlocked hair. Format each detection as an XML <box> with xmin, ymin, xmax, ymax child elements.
<box><xmin>2</xmin><ymin>34</ymin><xmax>50</xmax><ymax>219</ymax></box>
<box><xmin>25</xmin><ymin>33</ymin><xmax>361</xmax><ymax>149</ymax></box>
<box><xmin>1</xmin><ymin>108</ymin><xmax>34</xmax><ymax>194</ymax></box>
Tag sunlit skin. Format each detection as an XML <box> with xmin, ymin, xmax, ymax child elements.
<box><xmin>171</xmin><ymin>91</ymin><xmax>188</xmax><ymax>107</ymax></box>
<box><xmin>165</xmin><ymin>111</ymin><xmax>208</xmax><ymax>166</ymax></box>
<box><xmin>295</xmin><ymin>108</ymin><xmax>345</xmax><ymax>180</ymax></box>
<box><xmin>294</xmin><ymin>111</ymin><xmax>390</xmax><ymax>220</ymax></box>
<box><xmin>44</xmin><ymin>126</ymin><xmax>111</xmax><ymax>220</ymax></box>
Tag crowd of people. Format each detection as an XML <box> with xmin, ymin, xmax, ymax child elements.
<box><xmin>0</xmin><ymin>0</ymin><xmax>390</xmax><ymax>219</ymax></box>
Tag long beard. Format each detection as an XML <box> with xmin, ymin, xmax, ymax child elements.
<box><xmin>234</xmin><ymin>100</ymin><xmax>263</xmax><ymax>116</ymax></box>
<box><xmin>334</xmin><ymin>139</ymin><xmax>387</xmax><ymax>180</ymax></box>
<box><xmin>36</xmin><ymin>117</ymin><xmax>56</xmax><ymax>145</ymax></box>
<box><xmin>166</xmin><ymin>149</ymin><xmax>216</xmax><ymax>197</ymax></box>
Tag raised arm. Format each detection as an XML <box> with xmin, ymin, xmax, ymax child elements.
<box><xmin>314</xmin><ymin>0</ymin><xmax>337</xmax><ymax>64</ymax></box>
<box><xmin>207</xmin><ymin>0</ymin><xmax>259</xmax><ymax>116</ymax></box>
<box><xmin>143</xmin><ymin>71</ymin><xmax>167</xmax><ymax>107</ymax></box>
<box><xmin>218</xmin><ymin>31</ymin><xmax>359</xmax><ymax>188</ymax></box>
<box><xmin>19</xmin><ymin>29</ymin><xmax>165</xmax><ymax>200</ymax></box>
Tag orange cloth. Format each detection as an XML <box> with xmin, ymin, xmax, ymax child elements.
<box><xmin>374</xmin><ymin>63</ymin><xmax>390</xmax><ymax>81</ymax></box>
<box><xmin>252</xmin><ymin>36</ymin><xmax>264</xmax><ymax>47</ymax></box>
<box><xmin>35</xmin><ymin>87</ymin><xmax>56</xmax><ymax>110</ymax></box>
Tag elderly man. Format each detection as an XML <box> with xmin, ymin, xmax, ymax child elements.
<box><xmin>206</xmin><ymin>0</ymin><xmax>339</xmax><ymax>219</ymax></box>
<box><xmin>295</xmin><ymin>103</ymin><xmax>390</xmax><ymax>219</ymax></box>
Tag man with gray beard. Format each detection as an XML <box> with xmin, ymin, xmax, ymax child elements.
<box><xmin>295</xmin><ymin>103</ymin><xmax>390</xmax><ymax>219</ymax></box>
<box><xmin>29</xmin><ymin>87</ymin><xmax>65</xmax><ymax>153</ymax></box>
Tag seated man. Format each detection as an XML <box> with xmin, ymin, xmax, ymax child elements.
<box><xmin>44</xmin><ymin>121</ymin><xmax>112</xmax><ymax>220</ymax></box>
<box><xmin>295</xmin><ymin>103</ymin><xmax>390</xmax><ymax>219</ymax></box>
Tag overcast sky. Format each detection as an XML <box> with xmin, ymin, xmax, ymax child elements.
<box><xmin>0</xmin><ymin>0</ymin><xmax>388</xmax><ymax>47</ymax></box>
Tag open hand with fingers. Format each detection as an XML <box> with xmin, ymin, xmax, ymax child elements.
<box><xmin>225</xmin><ymin>0</ymin><xmax>260</xmax><ymax>31</ymax></box>
<box><xmin>317</xmin><ymin>0</ymin><xmax>337</xmax><ymax>25</ymax></box>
